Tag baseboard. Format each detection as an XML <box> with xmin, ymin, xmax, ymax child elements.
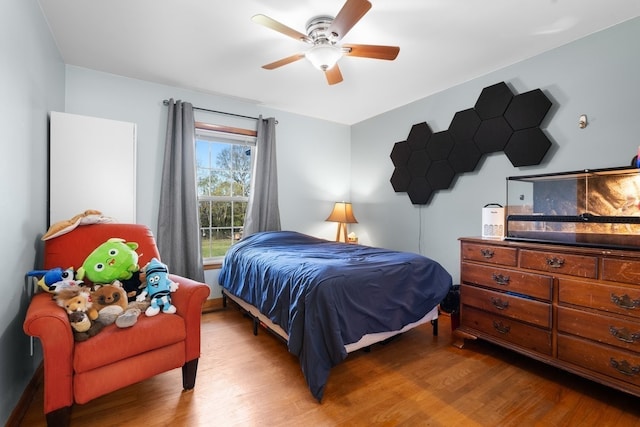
<box><xmin>6</xmin><ymin>363</ymin><xmax>43</xmax><ymax>427</ymax></box>
<box><xmin>202</xmin><ymin>297</ymin><xmax>224</xmax><ymax>313</ymax></box>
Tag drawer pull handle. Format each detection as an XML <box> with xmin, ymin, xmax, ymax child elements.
<box><xmin>610</xmin><ymin>357</ymin><xmax>640</xmax><ymax>376</ymax></box>
<box><xmin>492</xmin><ymin>320</ymin><xmax>511</xmax><ymax>334</ymax></box>
<box><xmin>545</xmin><ymin>257</ymin><xmax>565</xmax><ymax>268</ymax></box>
<box><xmin>610</xmin><ymin>293</ymin><xmax>640</xmax><ymax>310</ymax></box>
<box><xmin>480</xmin><ymin>248</ymin><xmax>494</xmax><ymax>259</ymax></box>
<box><xmin>609</xmin><ymin>326</ymin><xmax>640</xmax><ymax>344</ymax></box>
<box><xmin>491</xmin><ymin>273</ymin><xmax>510</xmax><ymax>286</ymax></box>
<box><xmin>490</xmin><ymin>297</ymin><xmax>509</xmax><ymax>310</ymax></box>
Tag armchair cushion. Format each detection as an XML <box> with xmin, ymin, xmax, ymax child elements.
<box><xmin>74</xmin><ymin>313</ymin><xmax>186</xmax><ymax>373</ymax></box>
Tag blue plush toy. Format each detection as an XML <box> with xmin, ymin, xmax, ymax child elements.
<box><xmin>27</xmin><ymin>267</ymin><xmax>82</xmax><ymax>293</ymax></box>
<box><xmin>136</xmin><ymin>258</ymin><xmax>179</xmax><ymax>316</ymax></box>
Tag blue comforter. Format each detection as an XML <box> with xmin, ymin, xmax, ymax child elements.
<box><xmin>218</xmin><ymin>231</ymin><xmax>452</xmax><ymax>401</ymax></box>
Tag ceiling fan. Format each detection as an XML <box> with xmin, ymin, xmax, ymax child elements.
<box><xmin>252</xmin><ymin>0</ymin><xmax>400</xmax><ymax>85</ymax></box>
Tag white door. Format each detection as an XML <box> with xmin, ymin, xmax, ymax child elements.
<box><xmin>49</xmin><ymin>111</ymin><xmax>137</xmax><ymax>225</ymax></box>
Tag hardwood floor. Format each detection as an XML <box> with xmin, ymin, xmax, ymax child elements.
<box><xmin>19</xmin><ymin>305</ymin><xmax>640</xmax><ymax>426</ymax></box>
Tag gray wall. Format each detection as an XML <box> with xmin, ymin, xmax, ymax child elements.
<box><xmin>1</xmin><ymin>0</ymin><xmax>65</xmax><ymax>423</ymax></box>
<box><xmin>3</xmin><ymin>1</ymin><xmax>639</xmax><ymax>423</ymax></box>
<box><xmin>350</xmin><ymin>17</ymin><xmax>640</xmax><ymax>281</ymax></box>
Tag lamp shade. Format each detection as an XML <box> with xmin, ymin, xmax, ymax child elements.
<box><xmin>306</xmin><ymin>44</ymin><xmax>343</xmax><ymax>71</ymax></box>
<box><xmin>325</xmin><ymin>202</ymin><xmax>358</xmax><ymax>224</ymax></box>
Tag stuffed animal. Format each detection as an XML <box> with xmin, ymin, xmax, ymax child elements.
<box><xmin>91</xmin><ymin>282</ymin><xmax>128</xmax><ymax>324</ymax></box>
<box><xmin>54</xmin><ymin>287</ymin><xmax>99</xmax><ymax>321</ymax></box>
<box><xmin>76</xmin><ymin>237</ymin><xmax>143</xmax><ymax>301</ymax></box>
<box><xmin>91</xmin><ymin>281</ymin><xmax>148</xmax><ymax>328</ymax></box>
<box><xmin>26</xmin><ymin>267</ymin><xmax>82</xmax><ymax>293</ymax></box>
<box><xmin>41</xmin><ymin>209</ymin><xmax>114</xmax><ymax>240</ymax></box>
<box><xmin>68</xmin><ymin>311</ymin><xmax>104</xmax><ymax>341</ymax></box>
<box><xmin>136</xmin><ymin>258</ymin><xmax>179</xmax><ymax>316</ymax></box>
<box><xmin>54</xmin><ymin>287</ymin><xmax>102</xmax><ymax>341</ymax></box>
<box><xmin>92</xmin><ymin>282</ymin><xmax>128</xmax><ymax>312</ymax></box>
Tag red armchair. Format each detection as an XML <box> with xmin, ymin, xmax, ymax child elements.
<box><xmin>23</xmin><ymin>223</ymin><xmax>210</xmax><ymax>426</ymax></box>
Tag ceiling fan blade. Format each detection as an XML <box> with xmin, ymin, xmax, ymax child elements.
<box><xmin>252</xmin><ymin>14</ymin><xmax>311</xmax><ymax>43</ymax></box>
<box><xmin>325</xmin><ymin>65</ymin><xmax>344</xmax><ymax>85</ymax></box>
<box><xmin>262</xmin><ymin>53</ymin><xmax>305</xmax><ymax>70</ymax></box>
<box><xmin>328</xmin><ymin>0</ymin><xmax>372</xmax><ymax>41</ymax></box>
<box><xmin>343</xmin><ymin>44</ymin><xmax>400</xmax><ymax>60</ymax></box>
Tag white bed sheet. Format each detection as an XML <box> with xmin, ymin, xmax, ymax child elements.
<box><xmin>223</xmin><ymin>290</ymin><xmax>439</xmax><ymax>353</ymax></box>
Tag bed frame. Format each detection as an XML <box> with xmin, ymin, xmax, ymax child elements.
<box><xmin>222</xmin><ymin>289</ymin><xmax>439</xmax><ymax>353</ymax></box>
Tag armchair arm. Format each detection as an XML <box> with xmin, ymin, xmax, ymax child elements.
<box><xmin>23</xmin><ymin>292</ymin><xmax>75</xmax><ymax>414</ymax></box>
<box><xmin>168</xmin><ymin>274</ymin><xmax>210</xmax><ymax>362</ymax></box>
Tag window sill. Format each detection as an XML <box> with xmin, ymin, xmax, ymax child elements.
<box><xmin>203</xmin><ymin>261</ymin><xmax>222</xmax><ymax>270</ymax></box>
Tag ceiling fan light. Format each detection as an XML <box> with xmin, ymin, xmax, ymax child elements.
<box><xmin>306</xmin><ymin>44</ymin><xmax>343</xmax><ymax>71</ymax></box>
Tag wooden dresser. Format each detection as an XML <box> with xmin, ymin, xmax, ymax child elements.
<box><xmin>457</xmin><ymin>236</ymin><xmax>640</xmax><ymax>397</ymax></box>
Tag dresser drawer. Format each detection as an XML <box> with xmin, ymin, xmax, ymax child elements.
<box><xmin>602</xmin><ymin>257</ymin><xmax>640</xmax><ymax>285</ymax></box>
<box><xmin>557</xmin><ymin>306</ymin><xmax>640</xmax><ymax>352</ymax></box>
<box><xmin>558</xmin><ymin>277</ymin><xmax>640</xmax><ymax>320</ymax></box>
<box><xmin>558</xmin><ymin>333</ymin><xmax>640</xmax><ymax>387</ymax></box>
<box><xmin>461</xmin><ymin>242</ymin><xmax>517</xmax><ymax>266</ymax></box>
<box><xmin>461</xmin><ymin>306</ymin><xmax>552</xmax><ymax>355</ymax></box>
<box><xmin>461</xmin><ymin>262</ymin><xmax>552</xmax><ymax>301</ymax></box>
<box><xmin>461</xmin><ymin>284</ymin><xmax>551</xmax><ymax>328</ymax></box>
<box><xmin>520</xmin><ymin>249</ymin><xmax>597</xmax><ymax>278</ymax></box>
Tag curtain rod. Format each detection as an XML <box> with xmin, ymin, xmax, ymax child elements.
<box><xmin>162</xmin><ymin>99</ymin><xmax>263</xmax><ymax>122</ymax></box>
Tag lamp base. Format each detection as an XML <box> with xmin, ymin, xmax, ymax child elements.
<box><xmin>335</xmin><ymin>222</ymin><xmax>348</xmax><ymax>242</ymax></box>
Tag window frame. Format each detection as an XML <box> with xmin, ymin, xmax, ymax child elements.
<box><xmin>195</xmin><ymin>121</ymin><xmax>257</xmax><ymax>266</ymax></box>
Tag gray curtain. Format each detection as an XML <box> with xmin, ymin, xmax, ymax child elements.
<box><xmin>243</xmin><ymin>116</ymin><xmax>281</xmax><ymax>236</ymax></box>
<box><xmin>156</xmin><ymin>99</ymin><xmax>205</xmax><ymax>282</ymax></box>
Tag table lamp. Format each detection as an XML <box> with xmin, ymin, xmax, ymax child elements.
<box><xmin>326</xmin><ymin>202</ymin><xmax>358</xmax><ymax>242</ymax></box>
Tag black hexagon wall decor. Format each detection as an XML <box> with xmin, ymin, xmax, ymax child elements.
<box><xmin>474</xmin><ymin>116</ymin><xmax>513</xmax><ymax>154</ymax></box>
<box><xmin>407</xmin><ymin>149</ymin><xmax>431</xmax><ymax>177</ymax></box>
<box><xmin>427</xmin><ymin>131</ymin><xmax>455</xmax><ymax>160</ymax></box>
<box><xmin>504</xmin><ymin>128</ymin><xmax>552</xmax><ymax>167</ymax></box>
<box><xmin>474</xmin><ymin>82</ymin><xmax>514</xmax><ymax>119</ymax></box>
<box><xmin>407</xmin><ymin>177</ymin><xmax>433</xmax><ymax>205</ymax></box>
<box><xmin>450</xmin><ymin>108</ymin><xmax>481</xmax><ymax>141</ymax></box>
<box><xmin>390</xmin><ymin>166</ymin><xmax>411</xmax><ymax>192</ymax></box>
<box><xmin>390</xmin><ymin>140</ymin><xmax>411</xmax><ymax>166</ymax></box>
<box><xmin>449</xmin><ymin>139</ymin><xmax>482</xmax><ymax>173</ymax></box>
<box><xmin>427</xmin><ymin>160</ymin><xmax>456</xmax><ymax>190</ymax></box>
<box><xmin>407</xmin><ymin>122</ymin><xmax>432</xmax><ymax>150</ymax></box>
<box><xmin>389</xmin><ymin>81</ymin><xmax>553</xmax><ymax>205</ymax></box>
<box><xmin>504</xmin><ymin>89</ymin><xmax>552</xmax><ymax>130</ymax></box>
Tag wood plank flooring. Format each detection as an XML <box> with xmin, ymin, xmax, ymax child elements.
<box><xmin>18</xmin><ymin>305</ymin><xmax>640</xmax><ymax>426</ymax></box>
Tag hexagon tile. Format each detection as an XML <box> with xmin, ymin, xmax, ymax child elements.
<box><xmin>389</xmin><ymin>81</ymin><xmax>553</xmax><ymax>205</ymax></box>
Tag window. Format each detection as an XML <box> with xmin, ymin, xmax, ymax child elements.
<box><xmin>195</xmin><ymin>125</ymin><xmax>256</xmax><ymax>263</ymax></box>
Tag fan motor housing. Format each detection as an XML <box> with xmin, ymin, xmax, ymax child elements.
<box><xmin>306</xmin><ymin>15</ymin><xmax>337</xmax><ymax>43</ymax></box>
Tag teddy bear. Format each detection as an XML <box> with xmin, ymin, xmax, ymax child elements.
<box><xmin>91</xmin><ymin>281</ymin><xmax>149</xmax><ymax>328</ymax></box>
<box><xmin>136</xmin><ymin>258</ymin><xmax>179</xmax><ymax>316</ymax></box>
<box><xmin>54</xmin><ymin>287</ymin><xmax>103</xmax><ymax>341</ymax></box>
<box><xmin>68</xmin><ymin>311</ymin><xmax>104</xmax><ymax>341</ymax></box>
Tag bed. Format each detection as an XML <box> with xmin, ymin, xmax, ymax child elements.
<box><xmin>218</xmin><ymin>230</ymin><xmax>452</xmax><ymax>401</ymax></box>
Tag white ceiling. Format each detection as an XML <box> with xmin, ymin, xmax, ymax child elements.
<box><xmin>37</xmin><ymin>0</ymin><xmax>640</xmax><ymax>125</ymax></box>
